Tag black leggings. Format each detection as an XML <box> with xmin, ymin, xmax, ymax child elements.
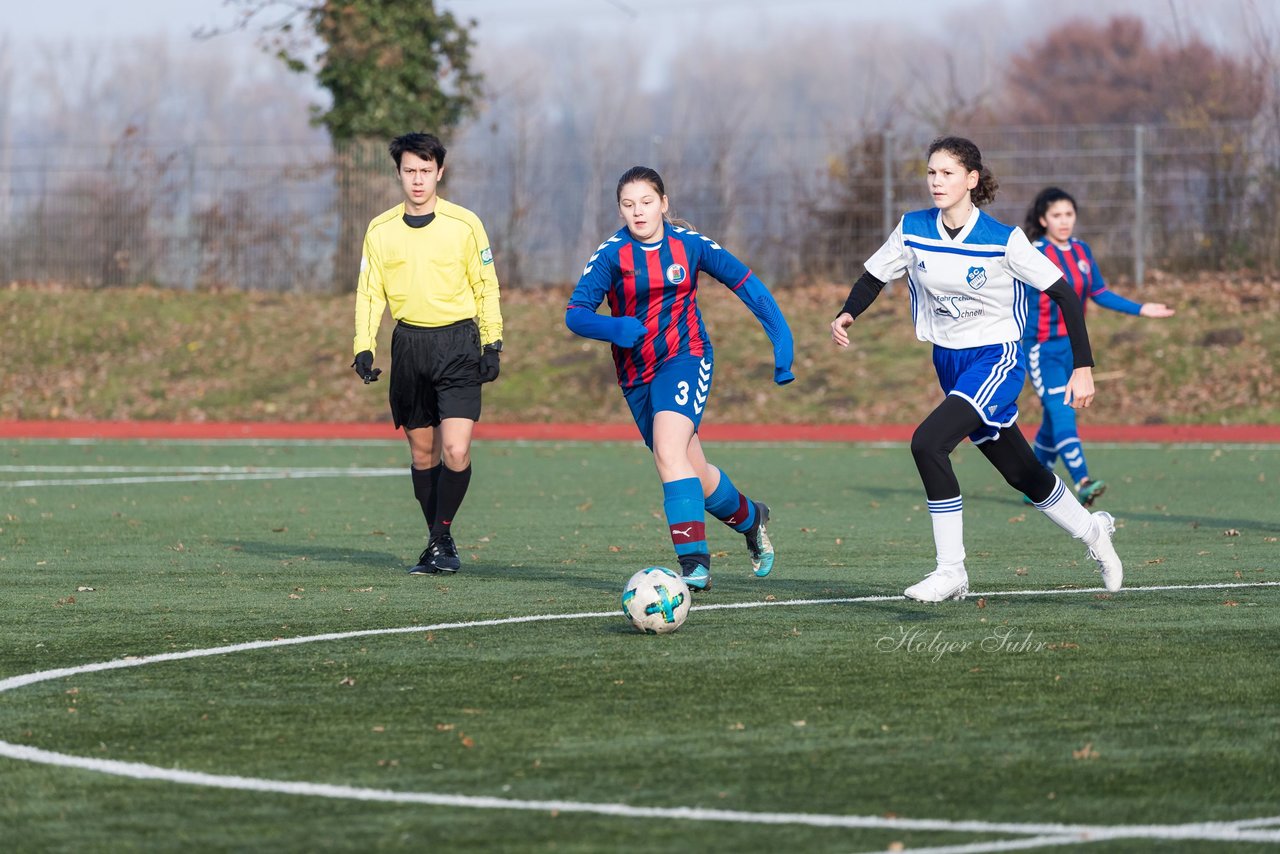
<box><xmin>910</xmin><ymin>395</ymin><xmax>1056</xmax><ymax>503</ymax></box>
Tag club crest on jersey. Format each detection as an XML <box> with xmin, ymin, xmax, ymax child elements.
<box><xmin>1077</xmin><ymin>258</ymin><xmax>1090</xmax><ymax>276</ymax></box>
<box><xmin>966</xmin><ymin>266</ymin><xmax>988</xmax><ymax>290</ymax></box>
<box><xmin>666</xmin><ymin>263</ymin><xmax>687</xmax><ymax>285</ymax></box>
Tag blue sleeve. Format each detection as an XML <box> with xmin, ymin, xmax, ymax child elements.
<box><xmin>1092</xmin><ymin>289</ymin><xmax>1142</xmax><ymax>315</ymax></box>
<box><xmin>690</xmin><ymin>232</ymin><xmax>794</xmax><ymax>385</ymax></box>
<box><xmin>565</xmin><ymin>242</ymin><xmax>648</xmax><ymax>348</ymax></box>
<box><xmin>731</xmin><ymin>273</ymin><xmax>796</xmax><ymax>386</ymax></box>
<box><xmin>1080</xmin><ymin>242</ymin><xmax>1141</xmax><ymax>315</ymax></box>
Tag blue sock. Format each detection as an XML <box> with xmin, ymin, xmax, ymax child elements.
<box><xmin>662</xmin><ymin>477</ymin><xmax>708</xmax><ymax>561</ymax></box>
<box><xmin>705</xmin><ymin>469</ymin><xmax>757</xmax><ymax>533</ymax></box>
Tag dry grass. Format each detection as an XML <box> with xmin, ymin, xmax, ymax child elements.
<box><xmin>2</xmin><ymin>272</ymin><xmax>1276</xmax><ymax>424</ymax></box>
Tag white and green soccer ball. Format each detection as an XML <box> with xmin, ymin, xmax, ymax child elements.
<box><xmin>621</xmin><ymin>567</ymin><xmax>691</xmax><ymax>634</ymax></box>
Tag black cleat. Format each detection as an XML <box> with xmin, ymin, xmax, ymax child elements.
<box><xmin>408</xmin><ymin>533</ymin><xmax>461</xmax><ymax>575</ymax></box>
<box><xmin>408</xmin><ymin>546</ymin><xmax>439</xmax><ymax>575</ymax></box>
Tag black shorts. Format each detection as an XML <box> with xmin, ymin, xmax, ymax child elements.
<box><xmin>388</xmin><ymin>319</ymin><xmax>482</xmax><ymax>429</ymax></box>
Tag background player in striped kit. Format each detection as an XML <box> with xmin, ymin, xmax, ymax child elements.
<box><xmin>830</xmin><ymin>137</ymin><xmax>1123</xmax><ymax>603</ymax></box>
<box><xmin>1021</xmin><ymin>186</ymin><xmax>1175</xmax><ymax>505</ymax></box>
<box><xmin>566</xmin><ymin>166</ymin><xmax>794</xmax><ymax>592</ymax></box>
<box><xmin>352</xmin><ymin>132</ymin><xmax>504</xmax><ymax>576</ymax></box>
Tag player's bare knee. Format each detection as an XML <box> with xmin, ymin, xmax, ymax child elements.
<box><xmin>442</xmin><ymin>445</ymin><xmax>471</xmax><ymax>471</ymax></box>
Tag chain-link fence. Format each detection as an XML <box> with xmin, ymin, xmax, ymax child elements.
<box><xmin>2</xmin><ymin>120</ymin><xmax>1276</xmax><ymax>291</ymax></box>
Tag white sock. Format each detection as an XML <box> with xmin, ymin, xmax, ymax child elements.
<box><xmin>927</xmin><ymin>496</ymin><xmax>966</xmax><ymax>572</ymax></box>
<box><xmin>1033</xmin><ymin>475</ymin><xmax>1098</xmax><ymax>544</ymax></box>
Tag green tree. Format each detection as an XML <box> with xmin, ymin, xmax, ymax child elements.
<box><xmin>216</xmin><ymin>0</ymin><xmax>484</xmax><ymax>290</ymax></box>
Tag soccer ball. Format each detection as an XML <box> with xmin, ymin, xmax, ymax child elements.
<box><xmin>621</xmin><ymin>567</ymin><xmax>691</xmax><ymax>634</ymax></box>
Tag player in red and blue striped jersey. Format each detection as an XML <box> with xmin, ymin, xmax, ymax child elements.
<box><xmin>566</xmin><ymin>166</ymin><xmax>795</xmax><ymax>591</ymax></box>
<box><xmin>1021</xmin><ymin>187</ymin><xmax>1175</xmax><ymax>505</ymax></box>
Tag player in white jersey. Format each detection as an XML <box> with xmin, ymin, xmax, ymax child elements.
<box><xmin>830</xmin><ymin>137</ymin><xmax>1123</xmax><ymax>602</ymax></box>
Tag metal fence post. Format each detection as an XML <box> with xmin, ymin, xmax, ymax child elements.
<box><xmin>1134</xmin><ymin>124</ymin><xmax>1145</xmax><ymax>288</ymax></box>
<box><xmin>882</xmin><ymin>130</ymin><xmax>894</xmax><ymax>239</ymax></box>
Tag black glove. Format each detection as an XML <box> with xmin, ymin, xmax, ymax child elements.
<box><xmin>352</xmin><ymin>350</ymin><xmax>381</xmax><ymax>383</ymax></box>
<box><xmin>478</xmin><ymin>342</ymin><xmax>501</xmax><ymax>383</ymax></box>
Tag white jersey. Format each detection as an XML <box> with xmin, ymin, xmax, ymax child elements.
<box><xmin>864</xmin><ymin>206</ymin><xmax>1063</xmax><ymax>349</ymax></box>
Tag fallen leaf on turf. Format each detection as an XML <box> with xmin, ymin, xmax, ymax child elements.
<box><xmin>460</xmin><ymin>734</ymin><xmax>475</xmax><ymax>749</ymax></box>
<box><xmin>353</xmin><ymin>586</ymin><xmax>373</xmax><ymax>593</ymax></box>
<box><xmin>1015</xmin><ymin>567</ymin><xmax>1028</xmax><ymax>576</ymax></box>
<box><xmin>288</xmin><ymin>593</ymin><xmax>301</xmax><ymax>600</ymax></box>
<box><xmin>1224</xmin><ymin>529</ymin><xmax>1240</xmax><ymax>537</ymax></box>
<box><xmin>608</xmin><ymin>545</ymin><xmax>621</xmax><ymax>552</ymax></box>
<box><xmin>1235</xmin><ymin>570</ymin><xmax>1243</xmax><ymax>579</ymax></box>
<box><xmin>338</xmin><ymin>676</ymin><xmax>356</xmax><ymax>686</ymax></box>
<box><xmin>764</xmin><ymin>594</ymin><xmax>776</xmax><ymax>601</ymax></box>
<box><xmin>976</xmin><ymin>598</ymin><xmax>987</xmax><ymax>609</ymax></box>
<box><xmin>1224</xmin><ymin>600</ymin><xmax>1239</xmax><ymax>607</ymax></box>
<box><xmin>792</xmin><ymin>720</ymin><xmax>806</xmax><ymax>727</ymax></box>
<box><xmin>729</xmin><ymin>722</ymin><xmax>745</xmax><ymax>730</ymax></box>
<box><xmin>293</xmin><ymin>587</ymin><xmax>304</xmax><ymax>592</ymax></box>
<box><xmin>889</xmin><ymin>843</ymin><xmax>905</xmax><ymax>852</ymax></box>
<box><xmin>1145</xmin><ymin>558</ymin><xmax>1165</xmax><ymax>566</ymax></box>
<box><xmin>1072</xmin><ymin>742</ymin><xmax>1099</xmax><ymax>760</ymax></box>
<box><xmin>1009</xmin><ymin>514</ymin><xmax>1026</xmax><ymax>523</ymax></box>
<box><xmin>76</xmin><ymin>586</ymin><xmax>95</xmax><ymax>592</ymax></box>
<box><xmin>436</xmin><ymin>723</ymin><xmax>455</xmax><ymax>731</ymax></box>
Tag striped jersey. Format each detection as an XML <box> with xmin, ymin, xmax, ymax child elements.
<box><xmin>568</xmin><ymin>225</ymin><xmax>751</xmax><ymax>389</ymax></box>
<box><xmin>864</xmin><ymin>207</ymin><xmax>1063</xmax><ymax>349</ymax></box>
<box><xmin>1023</xmin><ymin>236</ymin><xmax>1141</xmax><ymax>344</ymax></box>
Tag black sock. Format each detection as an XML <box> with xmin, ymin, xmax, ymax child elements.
<box><xmin>430</xmin><ymin>464</ymin><xmax>472</xmax><ymax>538</ymax></box>
<box><xmin>411</xmin><ymin>464</ymin><xmax>443</xmax><ymax>528</ymax></box>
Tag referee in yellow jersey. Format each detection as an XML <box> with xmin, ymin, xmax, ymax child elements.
<box><xmin>352</xmin><ymin>132</ymin><xmax>504</xmax><ymax>575</ymax></box>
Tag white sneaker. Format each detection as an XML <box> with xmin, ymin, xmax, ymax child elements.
<box><xmin>903</xmin><ymin>567</ymin><xmax>969</xmax><ymax>603</ymax></box>
<box><xmin>1087</xmin><ymin>511</ymin><xmax>1123</xmax><ymax>592</ymax></box>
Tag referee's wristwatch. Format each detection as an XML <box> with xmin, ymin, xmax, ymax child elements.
<box><xmin>484</xmin><ymin>339</ymin><xmax>503</xmax><ymax>352</ymax></box>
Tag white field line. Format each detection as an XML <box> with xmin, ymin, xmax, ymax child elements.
<box><xmin>3</xmin><ymin>439</ymin><xmax>1279</xmax><ymax>451</ymax></box>
<box><xmin>1</xmin><ymin>582</ymin><xmax>1278</xmax><ymax>844</ymax></box>
<box><xmin>849</xmin><ymin>836</ymin><xmax>1092</xmax><ymax>854</ymax></box>
<box><xmin>0</xmin><ymin>466</ymin><xmax>402</xmax><ymax>487</ymax></box>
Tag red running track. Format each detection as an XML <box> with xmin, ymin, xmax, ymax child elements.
<box><xmin>0</xmin><ymin>421</ymin><xmax>1277</xmax><ymax>443</ymax></box>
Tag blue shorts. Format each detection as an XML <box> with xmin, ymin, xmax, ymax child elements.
<box><xmin>1022</xmin><ymin>336</ymin><xmax>1073</xmax><ymax>400</ymax></box>
<box><xmin>623</xmin><ymin>354</ymin><xmax>713</xmax><ymax>449</ymax></box>
<box><xmin>932</xmin><ymin>342</ymin><xmax>1024</xmax><ymax>445</ymax></box>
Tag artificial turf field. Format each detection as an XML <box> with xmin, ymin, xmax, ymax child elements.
<box><xmin>1</xmin><ymin>437</ymin><xmax>1277</xmax><ymax>853</ymax></box>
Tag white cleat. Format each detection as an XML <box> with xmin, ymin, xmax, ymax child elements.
<box><xmin>903</xmin><ymin>567</ymin><xmax>969</xmax><ymax>603</ymax></box>
<box><xmin>1088</xmin><ymin>511</ymin><xmax>1123</xmax><ymax>592</ymax></box>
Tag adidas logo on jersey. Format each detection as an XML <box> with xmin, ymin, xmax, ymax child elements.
<box><xmin>917</xmin><ymin>259</ymin><xmax>927</xmax><ymax>272</ymax></box>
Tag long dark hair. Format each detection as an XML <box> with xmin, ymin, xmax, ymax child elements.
<box><xmin>1024</xmin><ymin>186</ymin><xmax>1077</xmax><ymax>241</ymax></box>
<box><xmin>927</xmin><ymin>136</ymin><xmax>998</xmax><ymax>207</ymax></box>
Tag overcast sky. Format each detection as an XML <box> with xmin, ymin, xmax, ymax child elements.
<box><xmin>3</xmin><ymin>0</ymin><xmax>1245</xmax><ymax>45</ymax></box>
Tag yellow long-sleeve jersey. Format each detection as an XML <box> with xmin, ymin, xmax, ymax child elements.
<box><xmin>353</xmin><ymin>198</ymin><xmax>503</xmax><ymax>356</ymax></box>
